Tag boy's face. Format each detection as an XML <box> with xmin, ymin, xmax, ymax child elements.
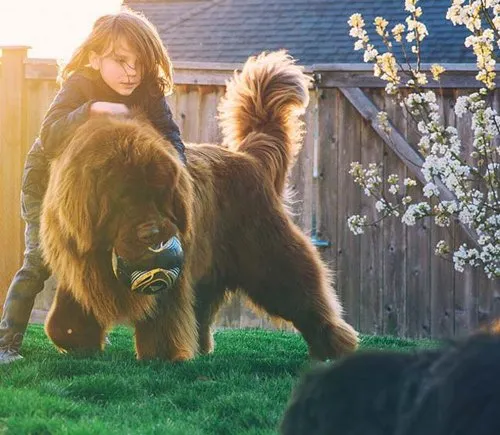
<box><xmin>90</xmin><ymin>39</ymin><xmax>143</xmax><ymax>96</ymax></box>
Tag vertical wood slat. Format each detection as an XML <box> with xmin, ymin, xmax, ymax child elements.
<box><xmin>187</xmin><ymin>86</ymin><xmax>201</xmax><ymax>141</ymax></box>
<box><xmin>317</xmin><ymin>89</ymin><xmax>339</xmax><ymax>294</ymax></box>
<box><xmin>429</xmin><ymin>89</ymin><xmax>455</xmax><ymax>338</ymax></box>
<box><xmin>198</xmin><ymin>85</ymin><xmax>221</xmax><ymax>143</ymax></box>
<box><xmin>358</xmin><ymin>88</ymin><xmax>384</xmax><ymax>335</ymax></box>
<box><xmin>173</xmin><ymin>84</ymin><xmax>190</xmax><ymax>141</ymax></box>
<box><xmin>169</xmin><ymin>85</ymin><xmax>224</xmax><ymax>144</ymax></box>
<box><xmin>383</xmin><ymin>93</ymin><xmax>408</xmax><ymax>336</ymax></box>
<box><xmin>476</xmin><ymin>91</ymin><xmax>500</xmax><ymax>328</ymax></box>
<box><xmin>336</xmin><ymin>91</ymin><xmax>361</xmax><ymax>329</ymax></box>
<box><xmin>489</xmin><ymin>93</ymin><xmax>500</xmax><ymax>323</ymax></box>
<box><xmin>0</xmin><ymin>47</ymin><xmax>29</xmax><ymax>314</ymax></box>
<box><xmin>288</xmin><ymin>92</ymin><xmax>315</xmax><ymax>232</ymax></box>
<box><xmin>406</xmin><ymin>197</ymin><xmax>432</xmax><ymax>339</ymax></box>
<box><xmin>453</xmin><ymin>88</ymin><xmax>476</xmax><ymax>336</ymax></box>
<box><xmin>401</xmin><ymin>89</ymin><xmax>432</xmax><ymax>339</ymax></box>
<box><xmin>25</xmin><ymin>79</ymin><xmax>58</xmax><ymax>147</ymax></box>
<box><xmin>301</xmin><ymin>90</ymin><xmax>316</xmax><ymax>234</ymax></box>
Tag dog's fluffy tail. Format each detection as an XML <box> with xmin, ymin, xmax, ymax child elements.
<box><xmin>218</xmin><ymin>50</ymin><xmax>311</xmax><ymax>193</ymax></box>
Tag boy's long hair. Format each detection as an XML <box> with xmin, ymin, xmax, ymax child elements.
<box><xmin>60</xmin><ymin>8</ymin><xmax>173</xmax><ymax>96</ymax></box>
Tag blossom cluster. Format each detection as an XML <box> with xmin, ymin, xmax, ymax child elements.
<box><xmin>347</xmin><ymin>0</ymin><xmax>500</xmax><ymax>278</ymax></box>
<box><xmin>348</xmin><ymin>0</ymin><xmax>435</xmax><ymax>94</ymax></box>
<box><xmin>447</xmin><ymin>0</ymin><xmax>499</xmax><ymax>89</ymax></box>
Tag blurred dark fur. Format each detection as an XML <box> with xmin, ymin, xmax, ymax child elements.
<box><xmin>281</xmin><ymin>333</ymin><xmax>500</xmax><ymax>435</ymax></box>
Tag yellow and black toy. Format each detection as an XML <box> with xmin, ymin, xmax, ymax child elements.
<box><xmin>112</xmin><ymin>236</ymin><xmax>184</xmax><ymax>294</ymax></box>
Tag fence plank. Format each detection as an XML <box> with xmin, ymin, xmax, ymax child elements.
<box><xmin>429</xmin><ymin>90</ymin><xmax>455</xmax><ymax>338</ymax></box>
<box><xmin>336</xmin><ymin>92</ymin><xmax>361</xmax><ymax>329</ymax></box>
<box><xmin>357</xmin><ymin>89</ymin><xmax>384</xmax><ymax>334</ymax></box>
<box><xmin>198</xmin><ymin>85</ymin><xmax>221</xmax><ymax>143</ymax></box>
<box><xmin>404</xmin><ymin>92</ymin><xmax>432</xmax><ymax>339</ymax></box>
<box><xmin>316</xmin><ymin>88</ymin><xmax>341</xmax><ymax>308</ymax></box>
<box><xmin>25</xmin><ymin>80</ymin><xmax>58</xmax><ymax>146</ymax></box>
<box><xmin>453</xmin><ymin>89</ymin><xmax>477</xmax><ymax>336</ymax></box>
<box><xmin>0</xmin><ymin>47</ymin><xmax>28</xmax><ymax>313</ymax></box>
<box><xmin>476</xmin><ymin>91</ymin><xmax>499</xmax><ymax>328</ymax></box>
<box><xmin>383</xmin><ymin>93</ymin><xmax>408</xmax><ymax>336</ymax></box>
<box><xmin>173</xmin><ymin>84</ymin><xmax>189</xmax><ymax>140</ymax></box>
<box><xmin>288</xmin><ymin>92</ymin><xmax>315</xmax><ymax>232</ymax></box>
<box><xmin>490</xmin><ymin>92</ymin><xmax>500</xmax><ymax>323</ymax></box>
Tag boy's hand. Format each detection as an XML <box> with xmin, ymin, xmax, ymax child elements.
<box><xmin>90</xmin><ymin>102</ymin><xmax>129</xmax><ymax>116</ymax></box>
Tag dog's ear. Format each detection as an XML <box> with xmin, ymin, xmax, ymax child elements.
<box><xmin>146</xmin><ymin>153</ymin><xmax>192</xmax><ymax>237</ymax></box>
<box><xmin>50</xmin><ymin>161</ymin><xmax>98</xmax><ymax>255</ymax></box>
<box><xmin>171</xmin><ymin>169</ymin><xmax>192</xmax><ymax>235</ymax></box>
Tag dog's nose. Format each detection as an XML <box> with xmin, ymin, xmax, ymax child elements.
<box><xmin>137</xmin><ymin>222</ymin><xmax>160</xmax><ymax>244</ymax></box>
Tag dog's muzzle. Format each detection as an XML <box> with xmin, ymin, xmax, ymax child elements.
<box><xmin>112</xmin><ymin>236</ymin><xmax>184</xmax><ymax>295</ymax></box>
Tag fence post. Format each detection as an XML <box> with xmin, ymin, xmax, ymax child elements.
<box><xmin>0</xmin><ymin>46</ymin><xmax>29</xmax><ymax>313</ymax></box>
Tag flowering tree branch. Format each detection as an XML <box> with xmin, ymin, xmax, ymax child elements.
<box><xmin>341</xmin><ymin>87</ymin><xmax>479</xmax><ymax>245</ymax></box>
<box><xmin>347</xmin><ymin>0</ymin><xmax>500</xmax><ymax>278</ymax></box>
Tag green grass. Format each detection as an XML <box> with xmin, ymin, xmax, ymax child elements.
<box><xmin>0</xmin><ymin>325</ymin><xmax>438</xmax><ymax>435</ymax></box>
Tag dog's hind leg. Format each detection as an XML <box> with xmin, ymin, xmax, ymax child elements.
<box><xmin>194</xmin><ymin>279</ymin><xmax>228</xmax><ymax>354</ymax></box>
<box><xmin>45</xmin><ymin>287</ymin><xmax>106</xmax><ymax>353</ymax></box>
<box><xmin>134</xmin><ymin>275</ymin><xmax>198</xmax><ymax>361</ymax></box>
<box><xmin>238</xmin><ymin>223</ymin><xmax>358</xmax><ymax>360</ymax></box>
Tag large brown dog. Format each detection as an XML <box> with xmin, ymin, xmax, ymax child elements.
<box><xmin>40</xmin><ymin>51</ymin><xmax>358</xmax><ymax>361</ymax></box>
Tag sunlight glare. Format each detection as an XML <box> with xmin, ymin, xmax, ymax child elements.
<box><xmin>0</xmin><ymin>0</ymin><xmax>123</xmax><ymax>59</ymax></box>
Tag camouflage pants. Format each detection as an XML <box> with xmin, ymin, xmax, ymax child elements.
<box><xmin>0</xmin><ymin>140</ymin><xmax>50</xmax><ymax>351</ymax></box>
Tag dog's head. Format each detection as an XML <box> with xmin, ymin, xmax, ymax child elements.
<box><xmin>46</xmin><ymin>115</ymin><xmax>192</xmax><ymax>264</ymax></box>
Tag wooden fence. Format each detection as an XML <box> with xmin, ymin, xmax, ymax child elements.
<box><xmin>1</xmin><ymin>46</ymin><xmax>499</xmax><ymax>338</ymax></box>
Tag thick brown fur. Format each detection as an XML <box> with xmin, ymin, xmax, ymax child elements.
<box><xmin>40</xmin><ymin>50</ymin><xmax>358</xmax><ymax>361</ymax></box>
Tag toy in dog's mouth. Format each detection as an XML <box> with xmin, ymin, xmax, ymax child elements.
<box><xmin>111</xmin><ymin>236</ymin><xmax>184</xmax><ymax>294</ymax></box>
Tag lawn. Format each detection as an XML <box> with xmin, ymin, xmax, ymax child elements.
<box><xmin>0</xmin><ymin>325</ymin><xmax>437</xmax><ymax>435</ymax></box>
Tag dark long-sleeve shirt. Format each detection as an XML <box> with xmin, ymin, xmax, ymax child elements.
<box><xmin>40</xmin><ymin>70</ymin><xmax>186</xmax><ymax>163</ymax></box>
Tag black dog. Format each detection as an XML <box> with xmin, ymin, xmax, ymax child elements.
<box><xmin>280</xmin><ymin>334</ymin><xmax>500</xmax><ymax>435</ymax></box>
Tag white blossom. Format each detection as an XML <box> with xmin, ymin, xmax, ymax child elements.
<box><xmin>423</xmin><ymin>182</ymin><xmax>439</xmax><ymax>197</ymax></box>
<box><xmin>454</xmin><ymin>95</ymin><xmax>469</xmax><ymax>117</ymax></box>
<box><xmin>435</xmin><ymin>240</ymin><xmax>450</xmax><ymax>255</ymax></box>
<box><xmin>402</xmin><ymin>202</ymin><xmax>431</xmax><ymax>226</ymax></box>
<box><xmin>348</xmin><ymin>215</ymin><xmax>368</xmax><ymax>235</ymax></box>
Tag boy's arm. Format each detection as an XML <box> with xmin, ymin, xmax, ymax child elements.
<box><xmin>40</xmin><ymin>75</ymin><xmax>94</xmax><ymax>158</ymax></box>
<box><xmin>147</xmin><ymin>96</ymin><xmax>187</xmax><ymax>164</ymax></box>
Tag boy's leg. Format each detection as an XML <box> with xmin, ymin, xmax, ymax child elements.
<box><xmin>0</xmin><ymin>221</ymin><xmax>49</xmax><ymax>362</ymax></box>
<box><xmin>0</xmin><ymin>250</ymin><xmax>50</xmax><ymax>362</ymax></box>
<box><xmin>0</xmin><ymin>140</ymin><xmax>50</xmax><ymax>363</ymax></box>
